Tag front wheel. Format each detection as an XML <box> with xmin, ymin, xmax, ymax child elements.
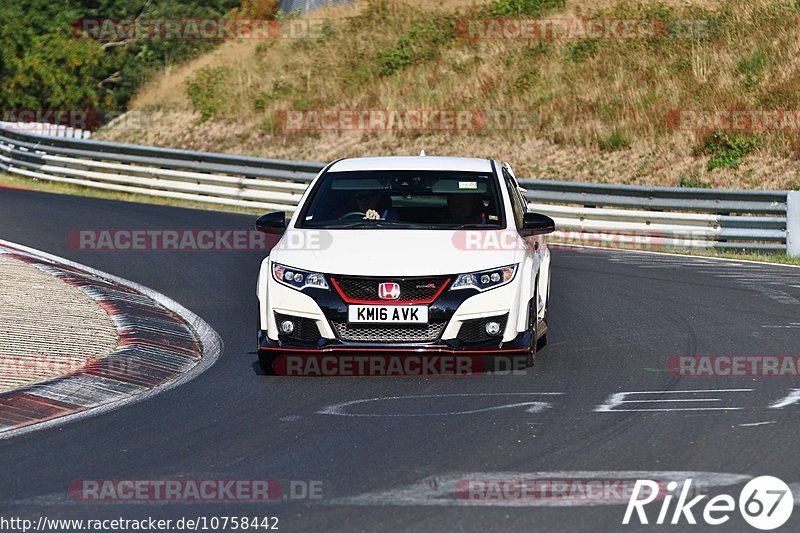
<box><xmin>537</xmin><ymin>274</ymin><xmax>550</xmax><ymax>351</ymax></box>
<box><xmin>258</xmin><ymin>350</ymin><xmax>276</xmax><ymax>375</ymax></box>
<box><xmin>526</xmin><ymin>290</ymin><xmax>538</xmax><ymax>367</ymax></box>
<box><xmin>257</xmin><ymin>306</ymin><xmax>275</xmax><ymax>374</ymax></box>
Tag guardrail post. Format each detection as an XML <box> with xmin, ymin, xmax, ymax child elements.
<box><xmin>788</xmin><ymin>191</ymin><xmax>800</xmax><ymax>258</ymax></box>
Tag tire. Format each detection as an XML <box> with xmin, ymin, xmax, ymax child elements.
<box><xmin>258</xmin><ymin>304</ymin><xmax>276</xmax><ymax>374</ymax></box>
<box><xmin>536</xmin><ymin>274</ymin><xmax>550</xmax><ymax>351</ymax></box>
<box><xmin>536</xmin><ymin>328</ymin><xmax>548</xmax><ymax>351</ymax></box>
<box><xmin>526</xmin><ymin>285</ymin><xmax>538</xmax><ymax>367</ymax></box>
<box><xmin>258</xmin><ymin>350</ymin><xmax>276</xmax><ymax>375</ymax></box>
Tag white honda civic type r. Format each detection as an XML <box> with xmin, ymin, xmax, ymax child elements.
<box><xmin>255</xmin><ymin>156</ymin><xmax>555</xmax><ymax>374</ymax></box>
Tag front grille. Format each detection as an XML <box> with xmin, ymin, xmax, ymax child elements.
<box><xmin>332</xmin><ymin>321</ymin><xmax>446</xmax><ymax>343</ymax></box>
<box><xmin>275</xmin><ymin>313</ymin><xmax>321</xmax><ymax>343</ymax></box>
<box><xmin>457</xmin><ymin>314</ymin><xmax>508</xmax><ymax>344</ymax></box>
<box><xmin>332</xmin><ymin>276</ymin><xmax>449</xmax><ymax>303</ymax></box>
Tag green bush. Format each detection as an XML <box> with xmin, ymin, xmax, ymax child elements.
<box><xmin>565</xmin><ymin>40</ymin><xmax>599</xmax><ymax>62</ymax></box>
<box><xmin>737</xmin><ymin>46</ymin><xmax>770</xmax><ymax>89</ymax></box>
<box><xmin>490</xmin><ymin>0</ymin><xmax>565</xmax><ymax>17</ymax></box>
<box><xmin>678</xmin><ymin>174</ymin><xmax>710</xmax><ymax>188</ymax></box>
<box><xmin>376</xmin><ymin>18</ymin><xmax>456</xmax><ymax>76</ymax></box>
<box><xmin>260</xmin><ymin>113</ymin><xmax>278</xmax><ymax>134</ymax></box>
<box><xmin>377</xmin><ymin>47</ymin><xmax>413</xmax><ymax>77</ymax></box>
<box><xmin>0</xmin><ymin>0</ymin><xmax>250</xmax><ymax>124</ymax></box>
<box><xmin>702</xmin><ymin>132</ymin><xmax>759</xmax><ymax>171</ymax></box>
<box><xmin>599</xmin><ymin>130</ymin><xmax>630</xmax><ymax>151</ymax></box>
<box><xmin>186</xmin><ymin>67</ymin><xmax>228</xmax><ymax>121</ymax></box>
<box><xmin>254</xmin><ymin>78</ymin><xmax>294</xmax><ymax>110</ymax></box>
<box><xmin>254</xmin><ymin>92</ymin><xmax>270</xmax><ymax>111</ymax></box>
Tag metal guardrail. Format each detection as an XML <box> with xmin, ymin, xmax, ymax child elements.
<box><xmin>279</xmin><ymin>0</ymin><xmax>353</xmax><ymax>14</ymax></box>
<box><xmin>0</xmin><ymin>126</ymin><xmax>797</xmax><ymax>256</ymax></box>
<box><xmin>0</xmin><ymin>127</ymin><xmax>320</xmax><ymax>212</ymax></box>
<box><xmin>520</xmin><ymin>179</ymin><xmax>792</xmax><ymax>253</ymax></box>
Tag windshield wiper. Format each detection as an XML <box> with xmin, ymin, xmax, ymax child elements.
<box><xmin>332</xmin><ymin>221</ymin><xmax>421</xmax><ymax>229</ymax></box>
<box><xmin>447</xmin><ymin>224</ymin><xmax>503</xmax><ymax>229</ymax></box>
<box><xmin>308</xmin><ymin>221</ymin><xmax>502</xmax><ymax>230</ymax></box>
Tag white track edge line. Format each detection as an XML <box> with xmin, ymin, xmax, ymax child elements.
<box><xmin>550</xmin><ymin>242</ymin><xmax>800</xmax><ymax>269</ymax></box>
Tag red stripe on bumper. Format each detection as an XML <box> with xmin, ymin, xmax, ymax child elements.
<box><xmin>259</xmin><ymin>345</ymin><xmax>529</xmax><ymax>355</ymax></box>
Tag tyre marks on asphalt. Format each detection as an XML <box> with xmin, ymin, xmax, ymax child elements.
<box><xmin>318</xmin><ymin>393</ymin><xmax>564</xmax><ymax>417</ymax></box>
<box><xmin>27</xmin><ymin>375</ymin><xmax>144</xmax><ymax>406</ymax></box>
<box><xmin>315</xmin><ymin>388</ymin><xmax>800</xmax><ymax>420</ymax></box>
<box><xmin>604</xmin><ymin>252</ymin><xmax>800</xmax><ymax>306</ymax></box>
<box><xmin>769</xmin><ymin>389</ymin><xmax>800</xmax><ymax>409</ymax></box>
<box><xmin>762</xmin><ymin>322</ymin><xmax>800</xmax><ymax>329</ymax></box>
<box><xmin>325</xmin><ymin>471</ymin><xmax>752</xmax><ymax>508</ymax></box>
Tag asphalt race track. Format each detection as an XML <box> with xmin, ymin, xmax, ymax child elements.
<box><xmin>2</xmin><ymin>187</ymin><xmax>800</xmax><ymax>532</ymax></box>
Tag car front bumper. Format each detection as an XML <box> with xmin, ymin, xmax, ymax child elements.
<box><xmin>261</xmin><ymin>270</ymin><xmax>530</xmax><ymax>353</ymax></box>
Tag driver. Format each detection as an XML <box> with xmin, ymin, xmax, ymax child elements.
<box><xmin>445</xmin><ymin>194</ymin><xmax>484</xmax><ymax>224</ymax></box>
<box><xmin>354</xmin><ymin>191</ymin><xmax>396</xmax><ymax>220</ymax></box>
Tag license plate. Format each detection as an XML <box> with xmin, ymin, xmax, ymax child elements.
<box><xmin>348</xmin><ymin>305</ymin><xmax>428</xmax><ymax>324</ymax></box>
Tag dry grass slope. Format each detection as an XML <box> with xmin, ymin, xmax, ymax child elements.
<box><xmin>98</xmin><ymin>0</ymin><xmax>800</xmax><ymax>190</ymax></box>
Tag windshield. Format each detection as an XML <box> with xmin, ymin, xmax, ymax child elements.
<box><xmin>297</xmin><ymin>170</ymin><xmax>506</xmax><ymax>229</ymax></box>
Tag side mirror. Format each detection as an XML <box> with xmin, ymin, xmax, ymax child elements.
<box><xmin>255</xmin><ymin>212</ymin><xmax>286</xmax><ymax>235</ymax></box>
<box><xmin>520</xmin><ymin>212</ymin><xmax>555</xmax><ymax>236</ymax></box>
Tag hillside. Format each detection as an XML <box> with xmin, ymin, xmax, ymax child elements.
<box><xmin>97</xmin><ymin>0</ymin><xmax>800</xmax><ymax>190</ymax></box>
<box><xmin>0</xmin><ymin>0</ymin><xmax>245</xmax><ymax>117</ymax></box>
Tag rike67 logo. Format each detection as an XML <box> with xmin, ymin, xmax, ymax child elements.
<box><xmin>624</xmin><ymin>476</ymin><xmax>793</xmax><ymax>530</ymax></box>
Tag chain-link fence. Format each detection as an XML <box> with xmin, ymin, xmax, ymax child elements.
<box><xmin>279</xmin><ymin>0</ymin><xmax>353</xmax><ymax>14</ymax></box>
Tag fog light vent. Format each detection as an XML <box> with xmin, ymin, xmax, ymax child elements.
<box><xmin>485</xmin><ymin>321</ymin><xmax>502</xmax><ymax>336</ymax></box>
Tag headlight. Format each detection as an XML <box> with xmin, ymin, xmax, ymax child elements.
<box><xmin>272</xmin><ymin>263</ymin><xmax>329</xmax><ymax>290</ymax></box>
<box><xmin>451</xmin><ymin>265</ymin><xmax>517</xmax><ymax>292</ymax></box>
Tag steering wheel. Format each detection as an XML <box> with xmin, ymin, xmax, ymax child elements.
<box><xmin>339</xmin><ymin>211</ymin><xmax>368</xmax><ymax>220</ymax></box>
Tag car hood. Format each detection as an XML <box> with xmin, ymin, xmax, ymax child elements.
<box><xmin>269</xmin><ymin>228</ymin><xmax>526</xmax><ymax>276</ymax></box>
